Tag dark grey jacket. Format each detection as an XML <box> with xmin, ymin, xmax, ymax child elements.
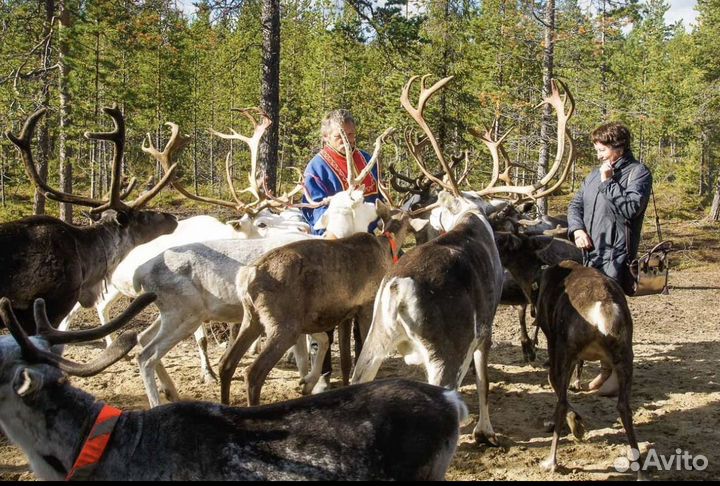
<box><xmin>567</xmin><ymin>151</ymin><xmax>652</xmax><ymax>291</ymax></box>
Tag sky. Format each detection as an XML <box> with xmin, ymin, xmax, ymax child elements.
<box><xmin>665</xmin><ymin>0</ymin><xmax>698</xmax><ymax>27</ymax></box>
<box><xmin>177</xmin><ymin>0</ymin><xmax>700</xmax><ymax>29</ymax></box>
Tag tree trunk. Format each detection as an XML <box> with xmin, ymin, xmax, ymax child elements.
<box><xmin>193</xmin><ymin>43</ymin><xmax>199</xmax><ymax>195</ymax></box>
<box><xmin>58</xmin><ymin>0</ymin><xmax>73</xmax><ymax>223</ymax></box>
<box><xmin>699</xmin><ymin>131</ymin><xmax>706</xmax><ymax>196</ymax></box>
<box><xmin>1</xmin><ymin>146</ymin><xmax>5</xmax><ymax>206</ymax></box>
<box><xmin>34</xmin><ymin>0</ymin><xmax>56</xmax><ymax>216</ymax></box>
<box><xmin>91</xmin><ymin>22</ymin><xmax>100</xmax><ymax>199</ymax></box>
<box><xmin>537</xmin><ymin>0</ymin><xmax>555</xmax><ymax>215</ymax></box>
<box><xmin>259</xmin><ymin>0</ymin><xmax>280</xmax><ymax>194</ymax></box>
<box><xmin>710</xmin><ymin>182</ymin><xmax>720</xmax><ymax>221</ymax></box>
<box><xmin>600</xmin><ymin>0</ymin><xmax>608</xmax><ymax>118</ymax></box>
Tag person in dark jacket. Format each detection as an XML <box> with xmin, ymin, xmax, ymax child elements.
<box><xmin>567</xmin><ymin>122</ymin><xmax>652</xmax><ymax>394</ymax></box>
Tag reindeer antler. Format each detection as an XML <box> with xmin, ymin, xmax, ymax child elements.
<box><xmin>474</xmin><ymin>79</ymin><xmax>575</xmax><ymax>202</ymax></box>
<box><xmin>400</xmin><ymin>75</ymin><xmax>460</xmax><ymax>197</ymax></box>
<box><xmin>6</xmin><ymin>106</ymin><xmax>176</xmax><ymax>214</ymax></box>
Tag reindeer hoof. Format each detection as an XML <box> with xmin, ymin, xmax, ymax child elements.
<box><xmin>566</xmin><ymin>410</ymin><xmax>585</xmax><ymax>440</ymax></box>
<box><xmin>540</xmin><ymin>456</ymin><xmax>557</xmax><ymax>472</ymax></box>
<box><xmin>201</xmin><ymin>373</ymin><xmax>218</xmax><ymax>385</ymax></box>
<box><xmin>473</xmin><ymin>431</ymin><xmax>499</xmax><ymax>447</ymax></box>
<box><xmin>521</xmin><ymin>340</ymin><xmax>536</xmax><ymax>362</ymax></box>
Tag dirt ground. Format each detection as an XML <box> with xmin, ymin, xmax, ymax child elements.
<box><xmin>1</xmin><ymin>264</ymin><xmax>718</xmax><ymax>481</ymax></box>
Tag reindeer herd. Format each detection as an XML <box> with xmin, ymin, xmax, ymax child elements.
<box><xmin>0</xmin><ymin>76</ymin><xmax>646</xmax><ymax>480</ymax></box>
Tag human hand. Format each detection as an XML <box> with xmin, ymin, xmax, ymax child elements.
<box><xmin>600</xmin><ymin>161</ymin><xmax>614</xmax><ymax>182</ymax></box>
<box><xmin>573</xmin><ymin>229</ymin><xmax>593</xmax><ymax>250</ymax></box>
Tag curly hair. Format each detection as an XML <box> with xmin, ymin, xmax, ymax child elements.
<box><xmin>591</xmin><ymin>122</ymin><xmax>632</xmax><ymax>152</ymax></box>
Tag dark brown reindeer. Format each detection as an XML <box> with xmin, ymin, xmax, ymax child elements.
<box><xmin>535</xmin><ymin>260</ymin><xmax>643</xmax><ymax>478</ymax></box>
<box><xmin>471</xmin><ymin>80</ymin><xmax>576</xmax><ymax>363</ymax></box>
<box><xmin>1</xmin><ymin>106</ymin><xmax>178</xmax><ymax>333</ymax></box>
<box><xmin>0</xmin><ymin>295</ymin><xmax>465</xmax><ymax>481</ymax></box>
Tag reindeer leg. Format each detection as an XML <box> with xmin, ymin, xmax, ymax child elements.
<box><xmin>218</xmin><ymin>310</ymin><xmax>263</xmax><ymax>406</ymax></box>
<box><xmin>518</xmin><ymin>304</ymin><xmax>536</xmax><ymax>362</ymax></box>
<box><xmin>472</xmin><ymin>338</ymin><xmax>498</xmax><ymax>446</ymax></box>
<box><xmin>246</xmin><ymin>325</ymin><xmax>300</xmax><ymax>406</ymax></box>
<box><xmin>137</xmin><ymin>316</ymin><xmax>182</xmax><ymax>407</ymax></box>
<box><xmin>97</xmin><ymin>286</ymin><xmax>122</xmax><ymax>348</ymax></box>
<box><xmin>301</xmin><ymin>332</ymin><xmax>330</xmax><ymax>395</ymax></box>
<box><xmin>193</xmin><ymin>325</ymin><xmax>217</xmax><ymax>384</ymax></box>
<box><xmin>292</xmin><ymin>334</ymin><xmax>310</xmax><ymax>378</ymax></box>
<box><xmin>540</xmin><ymin>345</ymin><xmax>573</xmax><ymax>473</ymax></box>
<box><xmin>338</xmin><ymin>320</ymin><xmax>352</xmax><ymax>386</ymax></box>
<box><xmin>570</xmin><ymin>360</ymin><xmax>584</xmax><ymax>391</ymax></box>
<box><xmin>350</xmin><ymin>300</ymin><xmax>401</xmax><ymax>384</ymax></box>
<box><xmin>615</xmin><ymin>356</ymin><xmax>645</xmax><ymax>480</ymax></box>
<box><xmin>321</xmin><ymin>329</ymin><xmax>334</xmax><ymax>381</ymax></box>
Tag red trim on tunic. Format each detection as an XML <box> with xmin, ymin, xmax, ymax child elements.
<box><xmin>319</xmin><ymin>145</ymin><xmax>378</xmax><ymax>196</ymax></box>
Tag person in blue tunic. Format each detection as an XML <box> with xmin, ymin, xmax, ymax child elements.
<box><xmin>301</xmin><ymin>109</ymin><xmax>382</xmax><ymax>236</ymax></box>
<box><xmin>300</xmin><ymin>109</ymin><xmax>385</xmax><ymax>379</ymax></box>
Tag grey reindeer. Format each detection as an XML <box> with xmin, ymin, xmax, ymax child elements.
<box><xmin>0</xmin><ymin>295</ymin><xmax>466</xmax><ymax>481</ymax></box>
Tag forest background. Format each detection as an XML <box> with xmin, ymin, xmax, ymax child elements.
<box><xmin>2</xmin><ymin>0</ymin><xmax>720</xmax><ymax>239</ymax></box>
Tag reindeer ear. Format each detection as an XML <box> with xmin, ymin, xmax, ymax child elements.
<box><xmin>409</xmin><ymin>218</ymin><xmax>430</xmax><ymax>233</ymax></box>
<box><xmin>13</xmin><ymin>367</ymin><xmax>43</xmax><ymax>397</ymax></box>
<box><xmin>314</xmin><ymin>212</ymin><xmax>329</xmax><ymax>230</ymax></box>
<box><xmin>113</xmin><ymin>210</ymin><xmax>130</xmax><ymax>228</ymax></box>
<box><xmin>375</xmin><ymin>199</ymin><xmax>391</xmax><ymax>221</ymax></box>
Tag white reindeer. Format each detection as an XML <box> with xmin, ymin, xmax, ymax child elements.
<box><xmin>131</xmin><ymin>127</ymin><xmax>395</xmax><ymax>407</ymax></box>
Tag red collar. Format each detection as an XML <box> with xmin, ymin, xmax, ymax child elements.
<box><xmin>383</xmin><ymin>232</ymin><xmax>400</xmax><ymax>265</ymax></box>
<box><xmin>66</xmin><ymin>404</ymin><xmax>122</xmax><ymax>481</ymax></box>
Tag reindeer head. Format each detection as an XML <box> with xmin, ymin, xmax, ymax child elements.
<box><xmin>314</xmin><ymin>189</ymin><xmax>377</xmax><ymax>238</ymax></box>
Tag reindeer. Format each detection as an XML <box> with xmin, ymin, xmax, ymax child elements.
<box><xmin>130</xmin><ymin>127</ymin><xmax>397</xmax><ymax>407</ymax></box>
<box><xmin>0</xmin><ymin>297</ymin><xmax>467</xmax><ymax>481</ymax></box>
<box><xmin>351</xmin><ymin>75</ymin><xmax>575</xmax><ymax>445</ymax></box>
<box><xmin>1</xmin><ymin>106</ymin><xmax>178</xmax><ymax>333</ymax></box>
<box><xmin>534</xmin><ymin>261</ymin><xmax>643</xmax><ymax>477</ymax></box>
<box><xmin>217</xmin><ymin>195</ymin><xmax>414</xmax><ymax>406</ymax></box>
<box><xmin>59</xmin><ymin>118</ymin><xmax>308</xmax><ymax>385</ymax></box>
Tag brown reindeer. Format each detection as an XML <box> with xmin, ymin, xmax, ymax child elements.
<box><xmin>2</xmin><ymin>106</ymin><xmax>178</xmax><ymax>333</ymax></box>
<box><xmin>533</xmin><ymin>260</ymin><xmax>643</xmax><ymax>477</ymax></box>
<box><xmin>351</xmin><ymin>75</ymin><xmax>576</xmax><ymax>445</ymax></box>
<box><xmin>217</xmin><ymin>198</ymin><xmax>413</xmax><ymax>406</ymax></box>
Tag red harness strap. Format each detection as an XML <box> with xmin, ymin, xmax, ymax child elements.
<box><xmin>66</xmin><ymin>404</ymin><xmax>122</xmax><ymax>481</ymax></box>
<box><xmin>383</xmin><ymin>232</ymin><xmax>400</xmax><ymax>265</ymax></box>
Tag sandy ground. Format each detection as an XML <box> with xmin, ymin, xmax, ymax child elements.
<box><xmin>1</xmin><ymin>265</ymin><xmax>718</xmax><ymax>481</ymax></box>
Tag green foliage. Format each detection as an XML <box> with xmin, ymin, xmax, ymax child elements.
<box><xmin>0</xmin><ymin>0</ymin><xmax>717</xmax><ymax>222</ymax></box>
